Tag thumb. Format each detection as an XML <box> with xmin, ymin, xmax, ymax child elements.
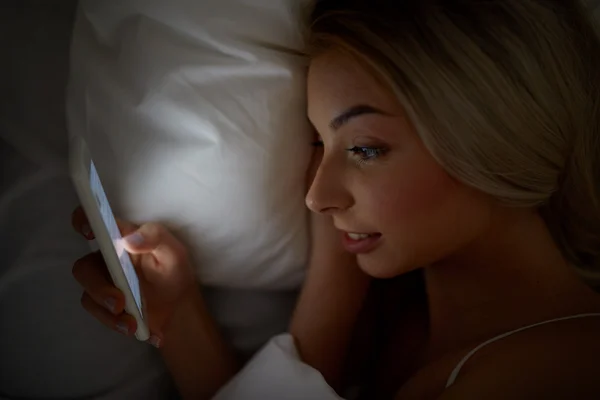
<box><xmin>122</xmin><ymin>223</ymin><xmax>186</xmax><ymax>275</ymax></box>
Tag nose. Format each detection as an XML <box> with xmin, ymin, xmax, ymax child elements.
<box><xmin>305</xmin><ymin>155</ymin><xmax>353</xmax><ymax>215</ymax></box>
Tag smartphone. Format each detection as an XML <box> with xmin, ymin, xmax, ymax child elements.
<box><xmin>69</xmin><ymin>136</ymin><xmax>150</xmax><ymax>341</ymax></box>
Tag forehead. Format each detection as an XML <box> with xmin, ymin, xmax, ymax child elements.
<box><xmin>307</xmin><ymin>51</ymin><xmax>400</xmax><ymax>126</ymax></box>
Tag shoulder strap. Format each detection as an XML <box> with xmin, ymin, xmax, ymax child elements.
<box><xmin>445</xmin><ymin>313</ymin><xmax>600</xmax><ymax>388</ymax></box>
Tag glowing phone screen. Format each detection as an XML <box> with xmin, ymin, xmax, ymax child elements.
<box><xmin>89</xmin><ymin>161</ymin><xmax>143</xmax><ymax>315</ymax></box>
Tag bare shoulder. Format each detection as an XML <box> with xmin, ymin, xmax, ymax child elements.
<box><xmin>439</xmin><ymin>316</ymin><xmax>600</xmax><ymax>400</ymax></box>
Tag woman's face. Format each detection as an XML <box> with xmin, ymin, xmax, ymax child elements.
<box><xmin>306</xmin><ymin>51</ymin><xmax>494</xmax><ymax>277</ymax></box>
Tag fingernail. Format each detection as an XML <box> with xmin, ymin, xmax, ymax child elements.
<box><xmin>124</xmin><ymin>232</ymin><xmax>144</xmax><ymax>246</ymax></box>
<box><xmin>82</xmin><ymin>224</ymin><xmax>94</xmax><ymax>240</ymax></box>
<box><xmin>148</xmin><ymin>335</ymin><xmax>161</xmax><ymax>348</ymax></box>
<box><xmin>116</xmin><ymin>321</ymin><xmax>129</xmax><ymax>335</ymax></box>
<box><xmin>103</xmin><ymin>297</ymin><xmax>116</xmax><ymax>313</ymax></box>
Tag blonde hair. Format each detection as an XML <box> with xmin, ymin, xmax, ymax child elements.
<box><xmin>308</xmin><ymin>0</ymin><xmax>600</xmax><ymax>282</ymax></box>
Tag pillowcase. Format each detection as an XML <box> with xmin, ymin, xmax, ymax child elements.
<box><xmin>67</xmin><ymin>0</ymin><xmax>312</xmax><ymax>289</ymax></box>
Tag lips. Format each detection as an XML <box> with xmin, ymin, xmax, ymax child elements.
<box><xmin>346</xmin><ymin>232</ymin><xmax>373</xmax><ymax>240</ymax></box>
<box><xmin>342</xmin><ymin>232</ymin><xmax>382</xmax><ymax>254</ymax></box>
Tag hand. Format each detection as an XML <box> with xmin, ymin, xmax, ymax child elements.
<box><xmin>71</xmin><ymin>207</ymin><xmax>197</xmax><ymax>347</ymax></box>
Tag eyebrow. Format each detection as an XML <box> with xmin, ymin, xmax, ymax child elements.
<box><xmin>329</xmin><ymin>104</ymin><xmax>388</xmax><ymax>131</ymax></box>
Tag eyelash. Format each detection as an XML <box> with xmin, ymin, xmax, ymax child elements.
<box><xmin>346</xmin><ymin>146</ymin><xmax>386</xmax><ymax>162</ymax></box>
<box><xmin>311</xmin><ymin>140</ymin><xmax>385</xmax><ymax>163</ymax></box>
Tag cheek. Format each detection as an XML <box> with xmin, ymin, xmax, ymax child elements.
<box><xmin>372</xmin><ymin>160</ymin><xmax>458</xmax><ymax>222</ymax></box>
<box><xmin>355</xmin><ymin>162</ymin><xmax>478</xmax><ymax>277</ymax></box>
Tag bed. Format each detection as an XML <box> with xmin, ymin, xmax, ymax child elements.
<box><xmin>2</xmin><ymin>1</ymin><xmax>599</xmax><ymax>399</ymax></box>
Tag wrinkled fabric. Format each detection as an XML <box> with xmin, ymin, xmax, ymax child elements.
<box><xmin>214</xmin><ymin>334</ymin><xmax>344</xmax><ymax>400</ymax></box>
<box><xmin>67</xmin><ymin>0</ymin><xmax>313</xmax><ymax>290</ymax></box>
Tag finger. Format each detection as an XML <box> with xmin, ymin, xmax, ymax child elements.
<box><xmin>72</xmin><ymin>252</ymin><xmax>125</xmax><ymax>315</ymax></box>
<box><xmin>72</xmin><ymin>206</ymin><xmax>94</xmax><ymax>240</ymax></box>
<box><xmin>122</xmin><ymin>223</ymin><xmax>187</xmax><ymax>270</ymax></box>
<box><xmin>146</xmin><ymin>334</ymin><xmax>162</xmax><ymax>349</ymax></box>
<box><xmin>115</xmin><ymin>219</ymin><xmax>142</xmax><ymax>267</ymax></box>
<box><xmin>122</xmin><ymin>223</ymin><xmax>192</xmax><ymax>288</ymax></box>
<box><xmin>81</xmin><ymin>293</ymin><xmax>136</xmax><ymax>336</ymax></box>
<box><xmin>116</xmin><ymin>218</ymin><xmax>138</xmax><ymax>237</ymax></box>
<box><xmin>72</xmin><ymin>205</ymin><xmax>138</xmax><ymax>240</ymax></box>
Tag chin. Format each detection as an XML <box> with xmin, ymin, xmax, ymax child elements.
<box><xmin>356</xmin><ymin>252</ymin><xmax>408</xmax><ymax>279</ymax></box>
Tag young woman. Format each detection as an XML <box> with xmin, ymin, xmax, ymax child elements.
<box><xmin>72</xmin><ymin>0</ymin><xmax>600</xmax><ymax>398</ymax></box>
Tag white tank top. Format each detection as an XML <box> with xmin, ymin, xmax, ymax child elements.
<box><xmin>445</xmin><ymin>313</ymin><xmax>600</xmax><ymax>388</ymax></box>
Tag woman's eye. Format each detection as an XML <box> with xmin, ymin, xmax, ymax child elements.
<box><xmin>347</xmin><ymin>146</ymin><xmax>385</xmax><ymax>161</ymax></box>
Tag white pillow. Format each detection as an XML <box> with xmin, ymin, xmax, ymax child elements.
<box><xmin>67</xmin><ymin>0</ymin><xmax>312</xmax><ymax>289</ymax></box>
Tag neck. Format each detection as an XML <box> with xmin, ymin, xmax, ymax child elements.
<box><xmin>424</xmin><ymin>208</ymin><xmax>600</xmax><ymax>358</ymax></box>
